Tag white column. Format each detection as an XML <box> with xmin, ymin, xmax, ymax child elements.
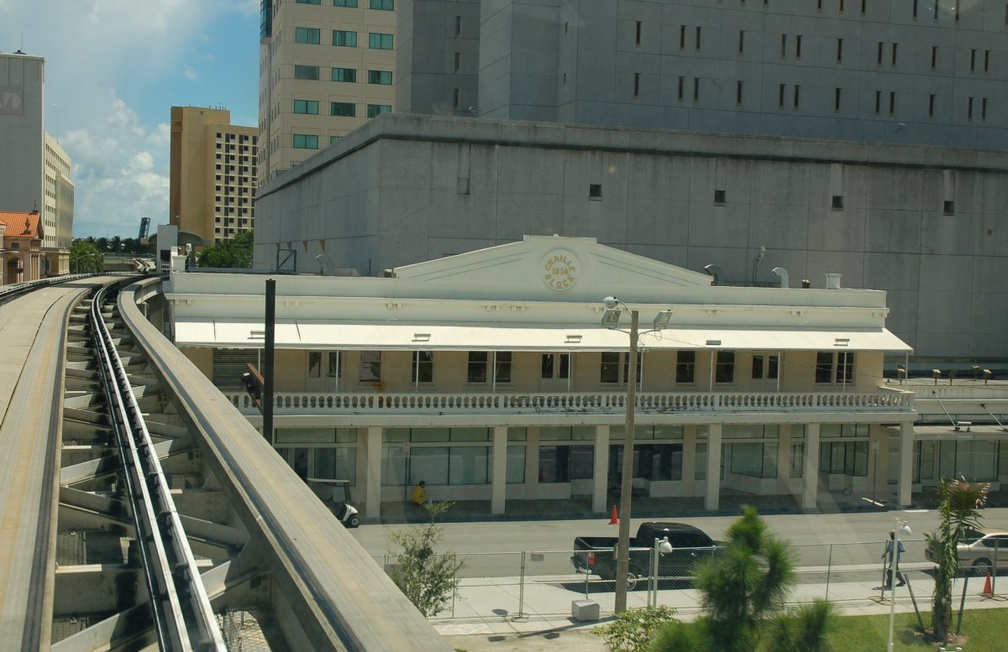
<box><xmin>365</xmin><ymin>426</ymin><xmax>383</xmax><ymax>520</ymax></box>
<box><xmin>898</xmin><ymin>421</ymin><xmax>914</xmax><ymax>507</ymax></box>
<box><xmin>593</xmin><ymin>425</ymin><xmax>610</xmax><ymax>513</ymax></box>
<box><xmin>491</xmin><ymin>426</ymin><xmax>508</xmax><ymax>515</ymax></box>
<box><xmin>803</xmin><ymin>423</ymin><xmax>820</xmax><ymax>510</ymax></box>
<box><xmin>704</xmin><ymin>424</ymin><xmax>722</xmax><ymax>511</ymax></box>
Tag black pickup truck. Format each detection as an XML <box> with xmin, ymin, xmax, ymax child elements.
<box><xmin>571</xmin><ymin>522</ymin><xmax>717</xmax><ymax>585</ymax></box>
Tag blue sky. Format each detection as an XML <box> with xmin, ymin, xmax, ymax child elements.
<box><xmin>0</xmin><ymin>0</ymin><xmax>260</xmax><ymax>238</ymax></box>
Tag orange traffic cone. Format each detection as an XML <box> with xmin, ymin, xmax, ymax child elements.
<box><xmin>981</xmin><ymin>572</ymin><xmax>993</xmax><ymax>597</ymax></box>
<box><xmin>610</xmin><ymin>504</ymin><xmax>619</xmax><ymax>525</ymax></box>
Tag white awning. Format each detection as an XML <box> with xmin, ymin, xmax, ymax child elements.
<box><xmin>173</xmin><ymin>319</ymin><xmax>912</xmax><ymax>352</ymax></box>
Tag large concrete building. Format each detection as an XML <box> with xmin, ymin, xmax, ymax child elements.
<box><xmin>401</xmin><ymin>0</ymin><xmax>1008</xmax><ymax>149</ymax></box>
<box><xmin>169</xmin><ymin>106</ymin><xmax>258</xmax><ymax>244</ymax></box>
<box><xmin>258</xmin><ymin>0</ymin><xmax>398</xmax><ymax>185</ymax></box>
<box><xmin>0</xmin><ymin>51</ymin><xmax>73</xmax><ymax>277</ymax></box>
<box><xmin>255</xmin><ymin>1</ymin><xmax>1008</xmax><ymax>366</ymax></box>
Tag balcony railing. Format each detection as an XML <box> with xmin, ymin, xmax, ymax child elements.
<box><xmin>225</xmin><ymin>388</ymin><xmax>914</xmax><ymax>417</ymax></box>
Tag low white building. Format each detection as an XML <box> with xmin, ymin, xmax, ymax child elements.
<box><xmin>165</xmin><ymin>236</ymin><xmax>937</xmax><ymax>519</ymax></box>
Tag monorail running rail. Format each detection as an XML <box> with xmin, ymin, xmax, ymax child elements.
<box><xmin>89</xmin><ymin>282</ymin><xmax>226</xmax><ymax>650</ymax></box>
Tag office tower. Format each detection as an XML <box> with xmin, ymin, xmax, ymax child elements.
<box><xmin>169</xmin><ymin>106</ymin><xmax>258</xmax><ymax>244</ymax></box>
<box><xmin>258</xmin><ymin>0</ymin><xmax>397</xmax><ymax>185</ymax></box>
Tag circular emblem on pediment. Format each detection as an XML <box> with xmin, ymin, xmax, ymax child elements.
<box><xmin>541</xmin><ymin>248</ymin><xmax>580</xmax><ymax>292</ymax></box>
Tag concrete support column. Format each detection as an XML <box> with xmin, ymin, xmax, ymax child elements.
<box><xmin>705</xmin><ymin>424</ymin><xmax>722</xmax><ymax>511</ymax></box>
<box><xmin>682</xmin><ymin>426</ymin><xmax>697</xmax><ymax>497</ymax></box>
<box><xmin>491</xmin><ymin>426</ymin><xmax>507</xmax><ymax>515</ymax></box>
<box><xmin>803</xmin><ymin>424</ymin><xmax>820</xmax><ymax>510</ymax></box>
<box><xmin>365</xmin><ymin>426</ymin><xmax>383</xmax><ymax>520</ymax></box>
<box><xmin>593</xmin><ymin>425</ymin><xmax>610</xmax><ymax>513</ymax></box>
<box><xmin>898</xmin><ymin>421</ymin><xmax>914</xmax><ymax>507</ymax></box>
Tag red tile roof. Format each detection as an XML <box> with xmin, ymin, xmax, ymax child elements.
<box><xmin>0</xmin><ymin>211</ymin><xmax>42</xmax><ymax>240</ymax></box>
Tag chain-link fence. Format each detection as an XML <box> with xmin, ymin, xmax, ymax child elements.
<box><xmin>380</xmin><ymin>538</ymin><xmax>1005</xmax><ymax>622</ymax></box>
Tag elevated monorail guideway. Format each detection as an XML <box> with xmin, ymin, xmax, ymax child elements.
<box><xmin>0</xmin><ymin>278</ymin><xmax>110</xmax><ymax>650</ymax></box>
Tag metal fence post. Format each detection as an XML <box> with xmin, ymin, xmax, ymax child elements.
<box><xmin>515</xmin><ymin>550</ymin><xmax>527</xmax><ymax>620</ymax></box>
<box><xmin>825</xmin><ymin>544</ymin><xmax>833</xmax><ymax>601</ymax></box>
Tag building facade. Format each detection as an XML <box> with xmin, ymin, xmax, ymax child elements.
<box><xmin>0</xmin><ymin>210</ymin><xmax>44</xmax><ymax>283</ymax></box>
<box><xmin>258</xmin><ymin>0</ymin><xmax>398</xmax><ymax>185</ymax></box>
<box><xmin>254</xmin><ymin>113</ymin><xmax>1008</xmax><ymax>365</ymax></box>
<box><xmin>0</xmin><ymin>51</ymin><xmax>73</xmax><ymax>277</ymax></box>
<box><xmin>401</xmin><ymin>0</ymin><xmax>1008</xmax><ymax>150</ymax></box>
<box><xmin>157</xmin><ymin>236</ymin><xmax>970</xmax><ymax>520</ymax></box>
<box><xmin>169</xmin><ymin>106</ymin><xmax>258</xmax><ymax>244</ymax></box>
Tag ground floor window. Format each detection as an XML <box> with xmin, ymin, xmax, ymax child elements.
<box><xmin>539</xmin><ymin>444</ymin><xmax>593</xmax><ymax>482</ymax></box>
<box><xmin>915</xmin><ymin>439</ymin><xmax>999</xmax><ymax>483</ymax></box>
<box><xmin>637</xmin><ymin>444</ymin><xmax>683</xmax><ymax>481</ymax></box>
<box><xmin>819</xmin><ymin>441</ymin><xmax>868</xmax><ymax>476</ymax></box>
<box><xmin>728</xmin><ymin>442</ymin><xmax>778</xmax><ymax>478</ymax></box>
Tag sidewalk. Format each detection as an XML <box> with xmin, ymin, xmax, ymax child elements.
<box><xmin>435</xmin><ymin>569</ymin><xmax>1008</xmax><ymax>651</ymax></box>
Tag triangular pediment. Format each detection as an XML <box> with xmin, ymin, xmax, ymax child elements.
<box><xmin>392</xmin><ymin>236</ymin><xmax>712</xmax><ymax>302</ymax></box>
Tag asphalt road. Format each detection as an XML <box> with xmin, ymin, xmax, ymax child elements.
<box><xmin>351</xmin><ymin>507</ymin><xmax>1008</xmax><ymax>580</ymax></box>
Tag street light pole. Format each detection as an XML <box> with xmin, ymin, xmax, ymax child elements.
<box><xmin>614</xmin><ymin>308</ymin><xmax>638</xmax><ymax>613</ymax></box>
<box><xmin>887</xmin><ymin>518</ymin><xmax>911</xmax><ymax>652</ymax></box>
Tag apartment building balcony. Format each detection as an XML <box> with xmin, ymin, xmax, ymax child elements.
<box><xmin>226</xmin><ymin>386</ymin><xmax>915</xmax><ymax>425</ymax></box>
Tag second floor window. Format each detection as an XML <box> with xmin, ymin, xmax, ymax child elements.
<box><xmin>715</xmin><ymin>351</ymin><xmax>735</xmax><ymax>384</ymax></box>
<box><xmin>331</xmin><ymin>67</ymin><xmax>357</xmax><ymax>82</ymax></box>
<box><xmin>292</xmin><ymin>134</ymin><xmax>318</xmax><ymax>149</ymax></box>
<box><xmin>541</xmin><ymin>353</ymin><xmax>570</xmax><ymax>379</ymax></box>
<box><xmin>331</xmin><ymin>102</ymin><xmax>356</xmax><ymax>117</ymax></box>
<box><xmin>412</xmin><ymin>351</ymin><xmax>434</xmax><ymax>383</ymax></box>
<box><xmin>466</xmin><ymin>352</ymin><xmax>512</xmax><ymax>383</ymax></box>
<box><xmin>751</xmin><ymin>355</ymin><xmax>779</xmax><ymax>380</ymax></box>
<box><xmin>368</xmin><ymin>70</ymin><xmax>393</xmax><ymax>85</ymax></box>
<box><xmin>360</xmin><ymin>351</ymin><xmax>381</xmax><ymax>382</ymax></box>
<box><xmin>294</xmin><ymin>64</ymin><xmax>320</xmax><ymax>80</ymax></box>
<box><xmin>816</xmin><ymin>351</ymin><xmax>854</xmax><ymax>384</ymax></box>
<box><xmin>468</xmin><ymin>352</ymin><xmax>488</xmax><ymax>383</ymax></box>
<box><xmin>370</xmin><ymin>0</ymin><xmax>393</xmax><ymax>9</ymax></box>
<box><xmin>600</xmin><ymin>352</ymin><xmax>642</xmax><ymax>384</ymax></box>
<box><xmin>293</xmin><ymin>99</ymin><xmax>319</xmax><ymax>114</ymax></box>
<box><xmin>367</xmin><ymin>104</ymin><xmax>392</xmax><ymax>118</ymax></box>
<box><xmin>676</xmin><ymin>351</ymin><xmax>695</xmax><ymax>383</ymax></box>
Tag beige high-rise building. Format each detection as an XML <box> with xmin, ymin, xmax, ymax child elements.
<box><xmin>44</xmin><ymin>132</ymin><xmax>73</xmax><ymax>274</ymax></box>
<box><xmin>258</xmin><ymin>0</ymin><xmax>397</xmax><ymax>185</ymax></box>
<box><xmin>169</xmin><ymin>106</ymin><xmax>258</xmax><ymax>244</ymax></box>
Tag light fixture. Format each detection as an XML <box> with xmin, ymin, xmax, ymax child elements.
<box><xmin>887</xmin><ymin>520</ymin><xmax>913</xmax><ymax>652</ymax></box>
<box><xmin>601</xmin><ymin>309</ymin><xmax>622</xmax><ymax>328</ymax></box>
<box><xmin>652</xmin><ymin>309</ymin><xmax>673</xmax><ymax>329</ymax></box>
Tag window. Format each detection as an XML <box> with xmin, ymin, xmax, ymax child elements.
<box><xmin>308</xmin><ymin>351</ymin><xmax>322</xmax><ymax>378</ymax></box>
<box><xmin>292</xmin><ymin>134</ymin><xmax>319</xmax><ymax>149</ymax></box>
<box><xmin>877</xmin><ymin>41</ymin><xmax>883</xmax><ymax>65</ymax></box>
<box><xmin>794</xmin><ymin>84</ymin><xmax>800</xmax><ymax>109</ymax></box>
<box><xmin>635</xmin><ymin>21</ymin><xmax>642</xmax><ymax>47</ymax></box>
<box><xmin>971</xmin><ymin>49</ymin><xmax>976</xmax><ymax>72</ymax></box>
<box><xmin>837</xmin><ymin>38</ymin><xmax>843</xmax><ymax>63</ymax></box>
<box><xmin>695</xmin><ymin>26</ymin><xmax>702</xmax><ymax>51</ymax></box>
<box><xmin>891</xmin><ymin>42</ymin><xmax>897</xmax><ymax>66</ymax></box>
<box><xmin>455</xmin><ymin>15</ymin><xmax>462</xmax><ymax>36</ymax></box>
<box><xmin>931</xmin><ymin>46</ymin><xmax>937</xmax><ymax>70</ymax></box>
<box><xmin>360</xmin><ymin>351</ymin><xmax>381</xmax><ymax>382</ymax></box>
<box><xmin>874</xmin><ymin>90</ymin><xmax>881</xmax><ymax>114</ymax></box>
<box><xmin>334</xmin><ymin>0</ymin><xmax>357</xmax><ymax>5</ymax></box>
<box><xmin>633</xmin><ymin>72</ymin><xmax>640</xmax><ymax>98</ymax></box>
<box><xmin>694</xmin><ymin>77</ymin><xmax>700</xmax><ymax>102</ymax></box>
<box><xmin>368</xmin><ymin>70</ymin><xmax>393</xmax><ymax>85</ymax></box>
<box><xmin>600</xmin><ymin>352</ymin><xmax>621</xmax><ymax>384</ymax></box>
<box><xmin>985</xmin><ymin>50</ymin><xmax>990</xmax><ymax>73</ymax></box>
<box><xmin>411</xmin><ymin>351</ymin><xmax>433</xmax><ymax>383</ymax></box>
<box><xmin>929</xmin><ymin>94</ymin><xmax>935</xmax><ymax>118</ymax></box>
<box><xmin>982</xmin><ymin>97</ymin><xmax>988</xmax><ymax>121</ymax></box>
<box><xmin>332</xmin><ymin>30</ymin><xmax>357</xmax><ymax>47</ymax></box>
<box><xmin>675</xmin><ymin>351</ymin><xmax>696</xmax><ymax>383</ymax></box>
<box><xmin>889</xmin><ymin>91</ymin><xmax>895</xmax><ymax>116</ymax></box>
<box><xmin>715</xmin><ymin>189</ymin><xmax>727</xmax><ymax>204</ymax></box>
<box><xmin>369</xmin><ymin>32</ymin><xmax>393</xmax><ymax>49</ymax></box>
<box><xmin>331</xmin><ymin>67</ymin><xmax>356</xmax><ymax>82</ymax></box>
<box><xmin>779</xmin><ymin>83</ymin><xmax>785</xmax><ymax>108</ymax></box>
<box><xmin>832</xmin><ymin>194</ymin><xmax>844</xmax><ymax>209</ymax></box>
<box><xmin>589</xmin><ymin>183</ymin><xmax>602</xmax><ymax>199</ymax></box>
<box><xmin>834</xmin><ymin>87</ymin><xmax>841</xmax><ymax>112</ymax></box>
<box><xmin>454</xmin><ymin>52</ymin><xmax>461</xmax><ymax>72</ymax></box>
<box><xmin>739</xmin><ymin>30</ymin><xmax>744</xmax><ymax>55</ymax></box>
<box><xmin>294</xmin><ymin>64</ymin><xmax>320</xmax><ymax>80</ymax></box>
<box><xmin>328</xmin><ymin>351</ymin><xmax>342</xmax><ymax>378</ymax></box>
<box><xmin>331</xmin><ymin>102</ymin><xmax>356</xmax><ymax>117</ymax></box>
<box><xmin>293</xmin><ymin>99</ymin><xmax>319</xmax><ymax>114</ymax></box>
<box><xmin>295</xmin><ymin>27</ymin><xmax>321</xmax><ymax>44</ymax></box>
<box><xmin>297</xmin><ymin>0</ymin><xmax>321</xmax><ymax>4</ymax></box>
<box><xmin>715</xmin><ymin>351</ymin><xmax>735</xmax><ymax>383</ymax></box>
<box><xmin>796</xmin><ymin>35</ymin><xmax>802</xmax><ymax>59</ymax></box>
<box><xmin>541</xmin><ymin>353</ymin><xmax>570</xmax><ymax>379</ymax></box>
<box><xmin>815</xmin><ymin>351</ymin><xmax>854</xmax><ymax>384</ymax></box>
<box><xmin>677</xmin><ymin>76</ymin><xmax>684</xmax><ymax>101</ymax></box>
<box><xmin>468</xmin><ymin>352</ymin><xmax>488</xmax><ymax>383</ymax></box>
<box><xmin>366</xmin><ymin>104</ymin><xmax>392</xmax><ymax>118</ymax></box>
<box><xmin>968</xmin><ymin>96</ymin><xmax>974</xmax><ymax>120</ymax></box>
<box><xmin>944</xmin><ymin>200</ymin><xmax>955</xmax><ymax>215</ymax></box>
<box><xmin>736</xmin><ymin>80</ymin><xmax>742</xmax><ymax>106</ymax></box>
<box><xmin>780</xmin><ymin>33</ymin><xmax>787</xmax><ymax>58</ymax></box>
<box><xmin>494</xmin><ymin>352</ymin><xmax>513</xmax><ymax>383</ymax></box>
<box><xmin>679</xmin><ymin>25</ymin><xmax>686</xmax><ymax>50</ymax></box>
<box><xmin>370</xmin><ymin>0</ymin><xmax>393</xmax><ymax>9</ymax></box>
<box><xmin>819</xmin><ymin>441</ymin><xmax>869</xmax><ymax>476</ymax></box>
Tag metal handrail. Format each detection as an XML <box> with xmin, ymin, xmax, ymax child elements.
<box><xmin>91</xmin><ymin>283</ymin><xmax>225</xmax><ymax>650</ymax></box>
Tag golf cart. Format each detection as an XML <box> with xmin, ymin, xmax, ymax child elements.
<box><xmin>308</xmin><ymin>478</ymin><xmax>360</xmax><ymax>528</ymax></box>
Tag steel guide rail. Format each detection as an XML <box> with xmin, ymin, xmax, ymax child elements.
<box><xmin>89</xmin><ymin>284</ymin><xmax>225</xmax><ymax>651</ymax></box>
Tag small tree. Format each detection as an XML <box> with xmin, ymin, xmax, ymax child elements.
<box><xmin>388</xmin><ymin>501</ymin><xmax>465</xmax><ymax>617</ymax></box>
<box><xmin>196</xmin><ymin>230</ymin><xmax>254</xmax><ymax>268</ymax></box>
<box><xmin>926</xmin><ymin>477</ymin><xmax>989</xmax><ymax>644</ymax></box>
<box><xmin>69</xmin><ymin>239</ymin><xmax>104</xmax><ymax>273</ymax></box>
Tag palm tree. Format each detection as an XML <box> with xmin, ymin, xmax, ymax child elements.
<box><xmin>653</xmin><ymin>506</ymin><xmax>833</xmax><ymax>652</ymax></box>
<box><xmin>926</xmin><ymin>477</ymin><xmax>989</xmax><ymax>644</ymax></box>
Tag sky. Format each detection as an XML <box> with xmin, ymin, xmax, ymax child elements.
<box><xmin>0</xmin><ymin>0</ymin><xmax>260</xmax><ymax>239</ymax></box>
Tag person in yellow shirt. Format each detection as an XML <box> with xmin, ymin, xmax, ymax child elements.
<box><xmin>411</xmin><ymin>480</ymin><xmax>427</xmax><ymax>505</ymax></box>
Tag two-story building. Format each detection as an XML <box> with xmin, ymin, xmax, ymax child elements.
<box><xmin>163</xmin><ymin>236</ymin><xmax>921</xmax><ymax>519</ymax></box>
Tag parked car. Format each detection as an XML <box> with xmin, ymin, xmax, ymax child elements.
<box><xmin>925</xmin><ymin>530</ymin><xmax>1008</xmax><ymax>576</ymax></box>
<box><xmin>571</xmin><ymin>521</ymin><xmax>718</xmax><ymax>587</ymax></box>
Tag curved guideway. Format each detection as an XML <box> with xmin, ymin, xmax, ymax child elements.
<box><xmin>0</xmin><ymin>278</ymin><xmax>108</xmax><ymax>650</ymax></box>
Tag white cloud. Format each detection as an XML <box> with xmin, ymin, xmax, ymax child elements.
<box><xmin>184</xmin><ymin>64</ymin><xmax>199</xmax><ymax>81</ymax></box>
